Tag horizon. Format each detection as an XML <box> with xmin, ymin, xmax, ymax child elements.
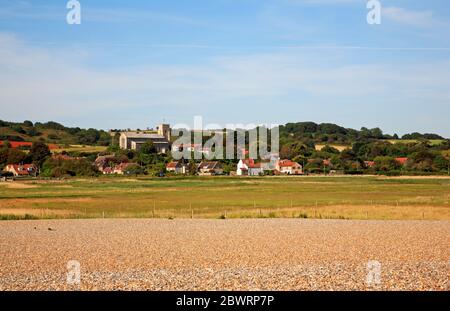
<box><xmin>1</xmin><ymin>117</ymin><xmax>449</xmax><ymax>139</ymax></box>
<box><xmin>1</xmin><ymin>0</ymin><xmax>450</xmax><ymax>136</ymax></box>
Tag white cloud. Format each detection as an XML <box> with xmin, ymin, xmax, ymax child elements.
<box><xmin>1</xmin><ymin>32</ymin><xmax>450</xmax><ymax>135</ymax></box>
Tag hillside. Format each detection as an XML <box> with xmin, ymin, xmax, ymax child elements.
<box><xmin>0</xmin><ymin>120</ymin><xmax>111</xmax><ymax>146</ymax></box>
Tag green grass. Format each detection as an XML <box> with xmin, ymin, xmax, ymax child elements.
<box><xmin>1</xmin><ymin>176</ymin><xmax>449</xmax><ymax>220</ymax></box>
<box><xmin>388</xmin><ymin>139</ymin><xmax>445</xmax><ymax>146</ymax></box>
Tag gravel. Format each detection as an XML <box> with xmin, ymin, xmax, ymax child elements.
<box><xmin>0</xmin><ymin>219</ymin><xmax>448</xmax><ymax>291</ymax></box>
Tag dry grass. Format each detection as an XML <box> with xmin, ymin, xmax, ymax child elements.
<box><xmin>0</xmin><ymin>176</ymin><xmax>449</xmax><ymax>220</ymax></box>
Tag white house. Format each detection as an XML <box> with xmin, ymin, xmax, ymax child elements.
<box><xmin>166</xmin><ymin>161</ymin><xmax>189</xmax><ymax>174</ymax></box>
<box><xmin>236</xmin><ymin>159</ymin><xmax>263</xmax><ymax>176</ymax></box>
<box><xmin>275</xmin><ymin>160</ymin><xmax>303</xmax><ymax>175</ymax></box>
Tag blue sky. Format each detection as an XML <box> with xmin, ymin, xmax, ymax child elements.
<box><xmin>0</xmin><ymin>0</ymin><xmax>450</xmax><ymax>137</ymax></box>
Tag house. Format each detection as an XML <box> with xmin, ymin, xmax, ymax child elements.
<box><xmin>364</xmin><ymin>161</ymin><xmax>376</xmax><ymax>168</ymax></box>
<box><xmin>395</xmin><ymin>157</ymin><xmax>409</xmax><ymax>166</ymax></box>
<box><xmin>113</xmin><ymin>163</ymin><xmax>135</xmax><ymax>175</ymax></box>
<box><xmin>236</xmin><ymin>159</ymin><xmax>264</xmax><ymax>176</ymax></box>
<box><xmin>94</xmin><ymin>155</ymin><xmax>117</xmax><ymax>173</ymax></box>
<box><xmin>166</xmin><ymin>161</ymin><xmax>189</xmax><ymax>174</ymax></box>
<box><xmin>119</xmin><ymin>124</ymin><xmax>171</xmax><ymax>153</ymax></box>
<box><xmin>197</xmin><ymin>161</ymin><xmax>223</xmax><ymax>176</ymax></box>
<box><xmin>4</xmin><ymin>164</ymin><xmax>37</xmax><ymax>177</ymax></box>
<box><xmin>275</xmin><ymin>160</ymin><xmax>303</xmax><ymax>175</ymax></box>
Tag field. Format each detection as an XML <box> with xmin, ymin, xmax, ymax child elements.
<box><xmin>51</xmin><ymin>144</ymin><xmax>108</xmax><ymax>154</ymax></box>
<box><xmin>388</xmin><ymin>139</ymin><xmax>445</xmax><ymax>146</ymax></box>
<box><xmin>1</xmin><ymin>176</ymin><xmax>449</xmax><ymax>220</ymax></box>
<box><xmin>0</xmin><ymin>218</ymin><xmax>448</xmax><ymax>290</ymax></box>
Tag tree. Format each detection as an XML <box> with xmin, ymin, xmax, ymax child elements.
<box><xmin>374</xmin><ymin>156</ymin><xmax>400</xmax><ymax>172</ymax></box>
<box><xmin>29</xmin><ymin>142</ymin><xmax>51</xmax><ymax>167</ymax></box>
<box><xmin>6</xmin><ymin>149</ymin><xmax>27</xmax><ymax>164</ymax></box>
<box><xmin>23</xmin><ymin>120</ymin><xmax>34</xmax><ymax>127</ymax></box>
<box><xmin>140</xmin><ymin>141</ymin><xmax>157</xmax><ymax>155</ymax></box>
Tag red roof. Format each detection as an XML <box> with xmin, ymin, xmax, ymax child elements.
<box><xmin>364</xmin><ymin>161</ymin><xmax>375</xmax><ymax>168</ymax></box>
<box><xmin>278</xmin><ymin>160</ymin><xmax>298</xmax><ymax>168</ymax></box>
<box><xmin>395</xmin><ymin>157</ymin><xmax>408</xmax><ymax>165</ymax></box>
<box><xmin>166</xmin><ymin>162</ymin><xmax>179</xmax><ymax>168</ymax></box>
<box><xmin>5</xmin><ymin>164</ymin><xmax>37</xmax><ymax>176</ymax></box>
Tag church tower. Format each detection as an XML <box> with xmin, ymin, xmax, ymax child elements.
<box><xmin>157</xmin><ymin>124</ymin><xmax>171</xmax><ymax>141</ymax></box>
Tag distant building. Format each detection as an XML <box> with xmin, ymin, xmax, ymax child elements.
<box><xmin>236</xmin><ymin>159</ymin><xmax>263</xmax><ymax>176</ymax></box>
<box><xmin>395</xmin><ymin>157</ymin><xmax>409</xmax><ymax>166</ymax></box>
<box><xmin>275</xmin><ymin>160</ymin><xmax>303</xmax><ymax>175</ymax></box>
<box><xmin>197</xmin><ymin>161</ymin><xmax>223</xmax><ymax>176</ymax></box>
<box><xmin>4</xmin><ymin>164</ymin><xmax>37</xmax><ymax>177</ymax></box>
<box><xmin>166</xmin><ymin>161</ymin><xmax>189</xmax><ymax>174</ymax></box>
<box><xmin>119</xmin><ymin>124</ymin><xmax>171</xmax><ymax>153</ymax></box>
<box><xmin>113</xmin><ymin>163</ymin><xmax>135</xmax><ymax>175</ymax></box>
<box><xmin>364</xmin><ymin>161</ymin><xmax>376</xmax><ymax>168</ymax></box>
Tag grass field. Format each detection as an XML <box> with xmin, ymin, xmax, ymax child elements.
<box><xmin>1</xmin><ymin>176</ymin><xmax>449</xmax><ymax>220</ymax></box>
<box><xmin>52</xmin><ymin>144</ymin><xmax>108</xmax><ymax>154</ymax></box>
<box><xmin>388</xmin><ymin>139</ymin><xmax>445</xmax><ymax>146</ymax></box>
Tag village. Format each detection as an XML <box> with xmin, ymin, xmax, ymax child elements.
<box><xmin>1</xmin><ymin>120</ymin><xmax>445</xmax><ymax>180</ymax></box>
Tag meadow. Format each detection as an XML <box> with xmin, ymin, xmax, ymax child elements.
<box><xmin>0</xmin><ymin>176</ymin><xmax>449</xmax><ymax>220</ymax></box>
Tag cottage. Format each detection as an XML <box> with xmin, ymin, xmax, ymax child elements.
<box><xmin>113</xmin><ymin>163</ymin><xmax>135</xmax><ymax>175</ymax></box>
<box><xmin>236</xmin><ymin>159</ymin><xmax>263</xmax><ymax>176</ymax></box>
<box><xmin>166</xmin><ymin>161</ymin><xmax>189</xmax><ymax>174</ymax></box>
<box><xmin>4</xmin><ymin>164</ymin><xmax>38</xmax><ymax>177</ymax></box>
<box><xmin>275</xmin><ymin>160</ymin><xmax>303</xmax><ymax>175</ymax></box>
<box><xmin>197</xmin><ymin>161</ymin><xmax>223</xmax><ymax>176</ymax></box>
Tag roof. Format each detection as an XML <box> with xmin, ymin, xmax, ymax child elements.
<box><xmin>364</xmin><ymin>161</ymin><xmax>376</xmax><ymax>168</ymax></box>
<box><xmin>198</xmin><ymin>161</ymin><xmax>221</xmax><ymax>170</ymax></box>
<box><xmin>5</xmin><ymin>164</ymin><xmax>37</xmax><ymax>176</ymax></box>
<box><xmin>166</xmin><ymin>162</ymin><xmax>179</xmax><ymax>168</ymax></box>
<box><xmin>121</xmin><ymin>132</ymin><xmax>166</xmax><ymax>140</ymax></box>
<box><xmin>278</xmin><ymin>160</ymin><xmax>299</xmax><ymax>168</ymax></box>
<box><xmin>114</xmin><ymin>162</ymin><xmax>134</xmax><ymax>171</ymax></box>
<box><xmin>395</xmin><ymin>157</ymin><xmax>408</xmax><ymax>165</ymax></box>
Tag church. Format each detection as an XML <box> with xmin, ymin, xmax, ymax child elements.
<box><xmin>119</xmin><ymin>124</ymin><xmax>171</xmax><ymax>153</ymax></box>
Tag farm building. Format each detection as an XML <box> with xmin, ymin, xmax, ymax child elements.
<box><xmin>4</xmin><ymin>164</ymin><xmax>38</xmax><ymax>177</ymax></box>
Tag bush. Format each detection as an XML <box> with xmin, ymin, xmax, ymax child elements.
<box><xmin>42</xmin><ymin>157</ymin><xmax>99</xmax><ymax>177</ymax></box>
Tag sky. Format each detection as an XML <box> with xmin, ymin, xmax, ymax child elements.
<box><xmin>0</xmin><ymin>0</ymin><xmax>449</xmax><ymax>137</ymax></box>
